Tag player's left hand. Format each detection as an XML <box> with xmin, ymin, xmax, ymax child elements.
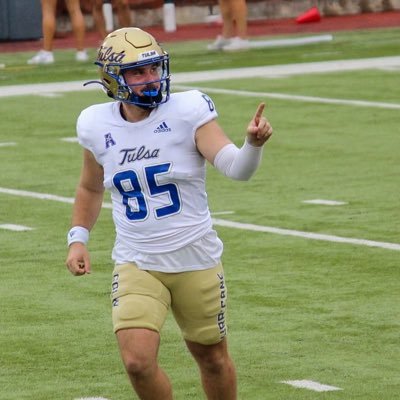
<box><xmin>246</xmin><ymin>102</ymin><xmax>273</xmax><ymax>147</ymax></box>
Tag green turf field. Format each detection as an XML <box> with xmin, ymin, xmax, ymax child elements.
<box><xmin>0</xmin><ymin>28</ymin><xmax>399</xmax><ymax>399</ymax></box>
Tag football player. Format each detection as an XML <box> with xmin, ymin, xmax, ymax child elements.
<box><xmin>66</xmin><ymin>27</ymin><xmax>273</xmax><ymax>399</ymax></box>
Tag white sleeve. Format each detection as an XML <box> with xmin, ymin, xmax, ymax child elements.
<box><xmin>213</xmin><ymin>140</ymin><xmax>263</xmax><ymax>181</ymax></box>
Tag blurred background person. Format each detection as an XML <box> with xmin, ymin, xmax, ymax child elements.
<box><xmin>92</xmin><ymin>0</ymin><xmax>133</xmax><ymax>39</ymax></box>
<box><xmin>359</xmin><ymin>0</ymin><xmax>394</xmax><ymax>12</ymax></box>
<box><xmin>207</xmin><ymin>0</ymin><xmax>249</xmax><ymax>51</ymax></box>
<box><xmin>28</xmin><ymin>0</ymin><xmax>88</xmax><ymax>64</ymax></box>
<box><xmin>322</xmin><ymin>0</ymin><xmax>395</xmax><ymax>15</ymax></box>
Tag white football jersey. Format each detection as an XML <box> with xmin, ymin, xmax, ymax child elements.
<box><xmin>77</xmin><ymin>90</ymin><xmax>223</xmax><ymax>271</ymax></box>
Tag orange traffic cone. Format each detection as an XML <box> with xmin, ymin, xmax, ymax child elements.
<box><xmin>296</xmin><ymin>6</ymin><xmax>321</xmax><ymax>23</ymax></box>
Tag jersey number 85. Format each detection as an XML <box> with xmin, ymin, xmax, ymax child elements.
<box><xmin>113</xmin><ymin>162</ymin><xmax>182</xmax><ymax>221</ymax></box>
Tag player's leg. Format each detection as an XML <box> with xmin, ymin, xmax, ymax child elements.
<box><xmin>111</xmin><ymin>263</ymin><xmax>172</xmax><ymax>399</ymax></box>
<box><xmin>165</xmin><ymin>263</ymin><xmax>237</xmax><ymax>399</ymax></box>
<box><xmin>116</xmin><ymin>328</ymin><xmax>173</xmax><ymax>400</ymax></box>
<box><xmin>186</xmin><ymin>337</ymin><xmax>237</xmax><ymax>400</ymax></box>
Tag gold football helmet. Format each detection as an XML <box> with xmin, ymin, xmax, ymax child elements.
<box><xmin>90</xmin><ymin>27</ymin><xmax>170</xmax><ymax>108</ymax></box>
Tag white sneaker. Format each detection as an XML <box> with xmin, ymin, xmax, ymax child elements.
<box><xmin>207</xmin><ymin>35</ymin><xmax>231</xmax><ymax>51</ymax></box>
<box><xmin>75</xmin><ymin>50</ymin><xmax>89</xmax><ymax>62</ymax></box>
<box><xmin>222</xmin><ymin>37</ymin><xmax>250</xmax><ymax>52</ymax></box>
<box><xmin>27</xmin><ymin>50</ymin><xmax>54</xmax><ymax>65</ymax></box>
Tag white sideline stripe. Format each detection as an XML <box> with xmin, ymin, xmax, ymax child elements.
<box><xmin>1</xmin><ymin>186</ymin><xmax>399</xmax><ymax>252</ymax></box>
<box><xmin>38</xmin><ymin>92</ymin><xmax>62</xmax><ymax>98</ymax></box>
<box><xmin>0</xmin><ymin>224</ymin><xmax>33</xmax><ymax>231</ymax></box>
<box><xmin>0</xmin><ymin>142</ymin><xmax>17</xmax><ymax>147</ymax></box>
<box><xmin>74</xmin><ymin>397</ymin><xmax>111</xmax><ymax>400</ymax></box>
<box><xmin>281</xmin><ymin>380</ymin><xmax>342</xmax><ymax>392</ymax></box>
<box><xmin>0</xmin><ymin>187</ymin><xmax>75</xmax><ymax>205</ymax></box>
<box><xmin>249</xmin><ymin>34</ymin><xmax>333</xmax><ymax>48</ymax></box>
<box><xmin>303</xmin><ymin>199</ymin><xmax>347</xmax><ymax>206</ymax></box>
<box><xmin>0</xmin><ymin>186</ymin><xmax>112</xmax><ymax>208</ymax></box>
<box><xmin>61</xmin><ymin>137</ymin><xmax>79</xmax><ymax>142</ymax></box>
<box><xmin>211</xmin><ymin>218</ymin><xmax>400</xmax><ymax>251</ymax></box>
<box><xmin>0</xmin><ymin>56</ymin><xmax>399</xmax><ymax>97</ymax></box>
<box><xmin>174</xmin><ymin>85</ymin><xmax>400</xmax><ymax>110</ymax></box>
<box><xmin>170</xmin><ymin>56</ymin><xmax>400</xmax><ymax>83</ymax></box>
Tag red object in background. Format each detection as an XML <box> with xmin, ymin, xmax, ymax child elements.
<box><xmin>296</xmin><ymin>7</ymin><xmax>321</xmax><ymax>24</ymax></box>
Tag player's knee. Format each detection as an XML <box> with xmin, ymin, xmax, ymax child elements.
<box><xmin>196</xmin><ymin>348</ymin><xmax>229</xmax><ymax>375</ymax></box>
<box><xmin>123</xmin><ymin>353</ymin><xmax>157</xmax><ymax>378</ymax></box>
<box><xmin>203</xmin><ymin>356</ymin><xmax>228</xmax><ymax>375</ymax></box>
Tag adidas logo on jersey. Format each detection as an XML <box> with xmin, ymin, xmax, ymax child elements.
<box><xmin>154</xmin><ymin>122</ymin><xmax>171</xmax><ymax>133</ymax></box>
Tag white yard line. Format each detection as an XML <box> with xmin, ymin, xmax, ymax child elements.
<box><xmin>211</xmin><ymin>218</ymin><xmax>400</xmax><ymax>251</ymax></box>
<box><xmin>174</xmin><ymin>85</ymin><xmax>400</xmax><ymax>109</ymax></box>
<box><xmin>0</xmin><ymin>223</ymin><xmax>33</xmax><ymax>231</ymax></box>
<box><xmin>60</xmin><ymin>137</ymin><xmax>79</xmax><ymax>142</ymax></box>
<box><xmin>249</xmin><ymin>34</ymin><xmax>333</xmax><ymax>48</ymax></box>
<box><xmin>0</xmin><ymin>187</ymin><xmax>77</xmax><ymax>205</ymax></box>
<box><xmin>281</xmin><ymin>380</ymin><xmax>343</xmax><ymax>392</ymax></box>
<box><xmin>0</xmin><ymin>56</ymin><xmax>399</xmax><ymax>98</ymax></box>
<box><xmin>1</xmin><ymin>186</ymin><xmax>399</xmax><ymax>252</ymax></box>
<box><xmin>170</xmin><ymin>56</ymin><xmax>400</xmax><ymax>83</ymax></box>
<box><xmin>182</xmin><ymin>84</ymin><xmax>400</xmax><ymax>108</ymax></box>
<box><xmin>0</xmin><ymin>142</ymin><xmax>17</xmax><ymax>147</ymax></box>
<box><xmin>74</xmin><ymin>397</ymin><xmax>111</xmax><ymax>400</ymax></box>
<box><xmin>1</xmin><ymin>56</ymin><xmax>399</xmax><ymax>109</ymax></box>
<box><xmin>302</xmin><ymin>199</ymin><xmax>347</xmax><ymax>206</ymax></box>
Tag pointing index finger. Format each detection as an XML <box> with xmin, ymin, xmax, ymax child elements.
<box><xmin>254</xmin><ymin>102</ymin><xmax>266</xmax><ymax>123</ymax></box>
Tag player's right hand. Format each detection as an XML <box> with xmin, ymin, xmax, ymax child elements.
<box><xmin>65</xmin><ymin>242</ymin><xmax>91</xmax><ymax>276</ymax></box>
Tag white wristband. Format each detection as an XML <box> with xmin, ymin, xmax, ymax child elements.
<box><xmin>67</xmin><ymin>226</ymin><xmax>89</xmax><ymax>247</ymax></box>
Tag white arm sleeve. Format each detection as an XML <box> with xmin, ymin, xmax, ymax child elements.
<box><xmin>213</xmin><ymin>140</ymin><xmax>263</xmax><ymax>181</ymax></box>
